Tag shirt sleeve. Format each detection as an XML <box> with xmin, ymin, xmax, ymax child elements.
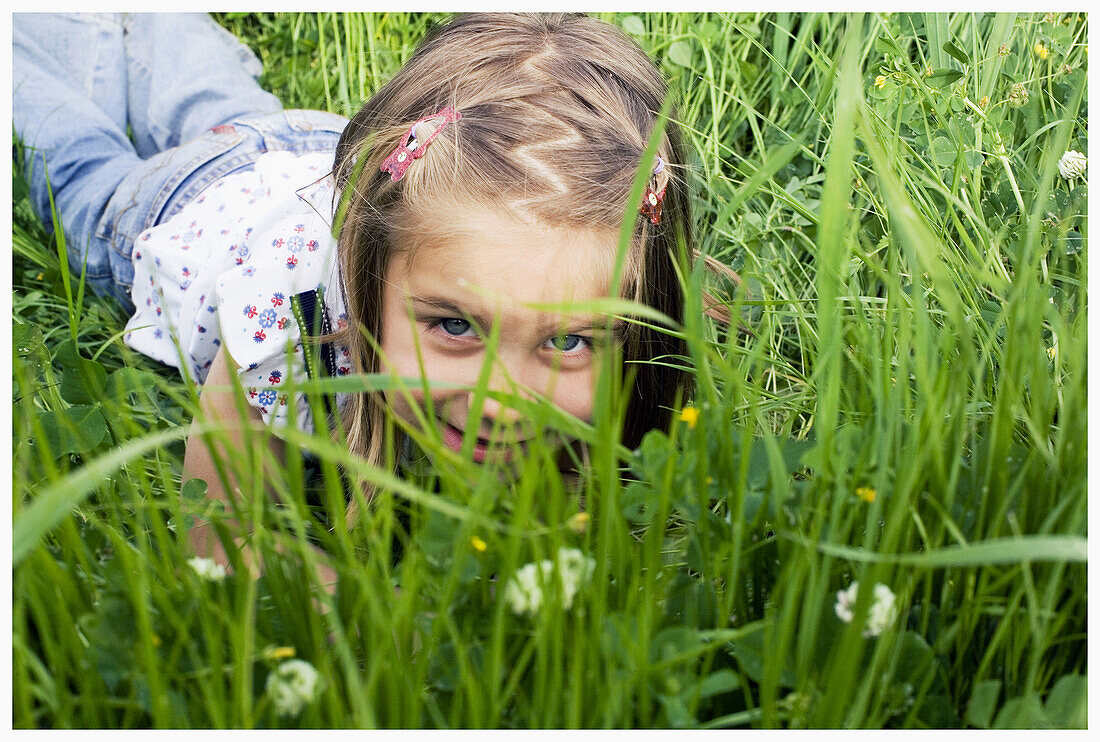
<box><xmin>214</xmin><ymin>162</ymin><xmax>339</xmax><ymax>431</ymax></box>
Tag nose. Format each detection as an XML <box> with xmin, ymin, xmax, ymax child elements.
<box><xmin>467</xmin><ymin>360</ymin><xmax>532</xmax><ymax>436</ymax></box>
<box><xmin>476</xmin><ymin>393</ymin><xmax>524</xmax><ymax>426</ymax></box>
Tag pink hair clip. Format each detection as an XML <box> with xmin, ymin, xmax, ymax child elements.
<box><xmin>380</xmin><ymin>106</ymin><xmax>462</xmax><ymax>182</ymax></box>
<box><xmin>640</xmin><ymin>155</ymin><xmax>667</xmax><ymax>225</ymax></box>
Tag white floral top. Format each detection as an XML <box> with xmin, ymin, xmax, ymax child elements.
<box><xmin>124</xmin><ymin>150</ymin><xmax>353</xmax><ymax>433</ymax></box>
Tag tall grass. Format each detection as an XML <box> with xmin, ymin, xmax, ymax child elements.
<box><xmin>13</xmin><ymin>12</ymin><xmax>1086</xmax><ymax>728</ymax></box>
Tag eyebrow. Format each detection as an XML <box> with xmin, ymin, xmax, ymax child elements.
<box><xmin>407</xmin><ymin>296</ymin><xmax>491</xmax><ymax>331</ymax></box>
<box><xmin>406</xmin><ymin>295</ymin><xmax>625</xmax><ymax>337</ymax></box>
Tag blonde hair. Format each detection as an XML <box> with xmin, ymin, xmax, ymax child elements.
<box><xmin>329</xmin><ymin>12</ymin><xmax>699</xmax><ymax>483</ymax></box>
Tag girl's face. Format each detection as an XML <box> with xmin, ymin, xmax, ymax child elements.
<box><xmin>378</xmin><ymin>207</ymin><xmax>620</xmax><ymax>463</ymax></box>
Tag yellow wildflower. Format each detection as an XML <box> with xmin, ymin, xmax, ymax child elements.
<box><xmin>979</xmin><ymin>95</ymin><xmax>989</xmax><ymax>109</ymax></box>
<box><xmin>856</xmin><ymin>486</ymin><xmax>877</xmax><ymax>504</ymax></box>
<box><xmin>679</xmin><ymin>406</ymin><xmax>699</xmax><ymax>429</ymax></box>
<box><xmin>874</xmin><ymin>75</ymin><xmax>887</xmax><ymax>89</ymax></box>
<box><xmin>262</xmin><ymin>645</ymin><xmax>297</xmax><ymax>661</ymax></box>
<box><xmin>1034</xmin><ymin>42</ymin><xmax>1050</xmax><ymax>60</ymax></box>
<box><xmin>567</xmin><ymin>512</ymin><xmax>590</xmax><ymax>535</ymax></box>
<box><xmin>470</xmin><ymin>535</ymin><xmax>488</xmax><ymax>553</ymax></box>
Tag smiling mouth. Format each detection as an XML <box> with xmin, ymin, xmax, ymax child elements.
<box><xmin>441</xmin><ymin>422</ymin><xmax>527</xmax><ymax>463</ymax></box>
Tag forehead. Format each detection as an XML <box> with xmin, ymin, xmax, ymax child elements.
<box><xmin>391</xmin><ymin>208</ymin><xmax>620</xmax><ymax>311</ymax></box>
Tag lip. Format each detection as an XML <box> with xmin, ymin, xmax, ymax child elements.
<box><xmin>441</xmin><ymin>422</ymin><xmax>526</xmax><ymax>463</ymax></box>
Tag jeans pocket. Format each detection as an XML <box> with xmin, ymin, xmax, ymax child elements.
<box><xmin>283</xmin><ymin>109</ymin><xmax>349</xmax><ymax>135</ymax></box>
<box><xmin>232</xmin><ymin>110</ymin><xmax>348</xmax><ymax>155</ymax></box>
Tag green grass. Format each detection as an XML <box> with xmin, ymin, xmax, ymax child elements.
<box><xmin>13</xmin><ymin>12</ymin><xmax>1087</xmax><ymax>728</ymax></box>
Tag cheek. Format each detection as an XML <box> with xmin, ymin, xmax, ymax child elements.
<box><xmin>378</xmin><ymin>280</ymin><xmax>424</xmax><ymax>378</ymax></box>
<box><xmin>546</xmin><ymin>367</ymin><xmax>598</xmax><ymax>423</ymax></box>
<box><xmin>378</xmin><ymin>302</ymin><xmax>475</xmax><ymax>419</ymax></box>
<box><xmin>378</xmin><ymin>283</ymin><xmax>423</xmax><ymax>422</ymax></box>
<box><xmin>378</xmin><ymin>318</ymin><xmax>417</xmax><ymax>377</ymax></box>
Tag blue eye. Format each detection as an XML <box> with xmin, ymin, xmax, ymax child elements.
<box><xmin>548</xmin><ymin>334</ymin><xmax>586</xmax><ymax>353</ymax></box>
<box><xmin>440</xmin><ymin>318</ymin><xmax>472</xmax><ymax>336</ymax></box>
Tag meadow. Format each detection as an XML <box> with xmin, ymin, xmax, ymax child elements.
<box><xmin>12</xmin><ymin>12</ymin><xmax>1087</xmax><ymax>728</ymax></box>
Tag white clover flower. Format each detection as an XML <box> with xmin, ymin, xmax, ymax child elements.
<box><xmin>503</xmin><ymin>547</ymin><xmax>595</xmax><ymax>617</ymax></box>
<box><xmin>265</xmin><ymin>659</ymin><xmax>321</xmax><ymax>718</ymax></box>
<box><xmin>834</xmin><ymin>582</ymin><xmax>859</xmax><ymax>624</ymax></box>
<box><xmin>1058</xmin><ymin>150</ymin><xmax>1087</xmax><ymax>180</ymax></box>
<box><xmin>187</xmin><ymin>556</ymin><xmax>227</xmax><ymax>582</ymax></box>
<box><xmin>835</xmin><ymin>581</ymin><xmax>898</xmax><ymax>637</ymax></box>
<box><xmin>555</xmin><ymin>547</ymin><xmax>595</xmax><ymax>608</ymax></box>
<box><xmin>866</xmin><ymin>583</ymin><xmax>898</xmax><ymax>636</ymax></box>
<box><xmin>503</xmin><ymin>561</ymin><xmax>547</xmax><ymax>616</ymax></box>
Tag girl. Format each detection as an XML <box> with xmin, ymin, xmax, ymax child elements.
<box><xmin>14</xmin><ymin>13</ymin><xmax>721</xmax><ymax>571</ymax></box>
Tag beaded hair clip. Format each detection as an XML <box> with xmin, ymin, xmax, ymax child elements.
<box><xmin>640</xmin><ymin>155</ymin><xmax>669</xmax><ymax>225</ymax></box>
<box><xmin>380</xmin><ymin>106</ymin><xmax>462</xmax><ymax>182</ymax></box>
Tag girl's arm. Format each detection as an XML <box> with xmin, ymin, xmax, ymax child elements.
<box><xmin>182</xmin><ymin>344</ymin><xmax>269</xmax><ymax>569</ymax></box>
<box><xmin>182</xmin><ymin>346</ymin><xmax>337</xmax><ymax>592</ymax></box>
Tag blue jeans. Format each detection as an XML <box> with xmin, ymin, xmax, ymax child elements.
<box><xmin>13</xmin><ymin>13</ymin><xmax>348</xmax><ymax>309</ymax></box>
